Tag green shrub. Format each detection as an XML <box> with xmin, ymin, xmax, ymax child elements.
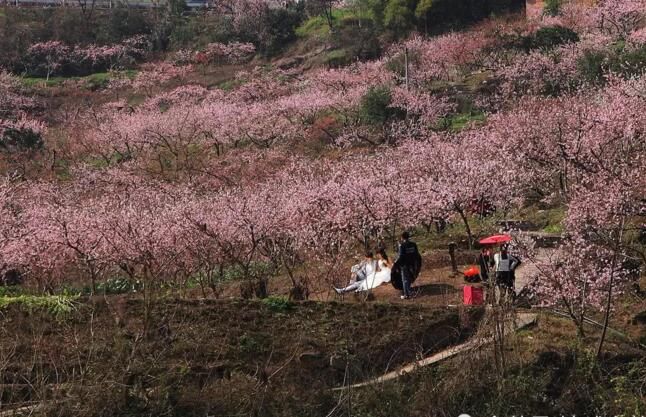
<box><xmin>222</xmin><ymin>262</ymin><xmax>274</xmax><ymax>283</ymax></box>
<box><xmin>577</xmin><ymin>50</ymin><xmax>609</xmax><ymax>84</ymax></box>
<box><xmin>359</xmin><ymin>86</ymin><xmax>393</xmax><ymax>125</ymax></box>
<box><xmin>295</xmin><ymin>15</ymin><xmax>330</xmax><ymax>38</ymax></box>
<box><xmin>611</xmin><ymin>45</ymin><xmax>646</xmax><ymax>77</ymax></box>
<box><xmin>332</xmin><ymin>17</ymin><xmax>381</xmax><ymax>63</ymax></box>
<box><xmin>530</xmin><ymin>26</ymin><xmax>579</xmax><ymax>50</ymax></box>
<box><xmin>259</xmin><ymin>7</ymin><xmax>304</xmax><ymax>57</ymax></box>
<box><xmin>96</xmin><ymin>277</ymin><xmax>141</xmax><ymax>295</ymax></box>
<box><xmin>384</xmin><ymin>0</ymin><xmax>414</xmax><ymax>35</ymax></box>
<box><xmin>0</xmin><ymin>294</ymin><xmax>78</xmax><ymax>318</ymax></box>
<box><xmin>169</xmin><ymin>12</ymin><xmax>235</xmax><ymax>49</ymax></box>
<box><xmin>610</xmin><ymin>359</ymin><xmax>646</xmax><ymax>415</ymax></box>
<box><xmin>437</xmin><ymin>111</ymin><xmax>486</xmax><ymax>132</ymax></box>
<box><xmin>577</xmin><ymin>44</ymin><xmax>646</xmax><ymax>85</ymax></box>
<box><xmin>98</xmin><ymin>7</ymin><xmax>154</xmax><ymax>44</ymax></box>
<box><xmin>84</xmin><ymin>72</ymin><xmax>112</xmax><ymax>90</ymax></box>
<box><xmin>262</xmin><ymin>296</ymin><xmax>294</xmax><ymax>313</ymax></box>
<box><xmin>296</xmin><ymin>8</ymin><xmax>357</xmax><ymax>38</ymax></box>
<box><xmin>543</xmin><ymin>0</ymin><xmax>563</xmax><ymax>17</ymax></box>
<box><xmin>415</xmin><ymin>0</ymin><xmax>434</xmax><ymax>19</ymax></box>
<box><xmin>21</xmin><ymin>76</ymin><xmax>67</xmax><ymax>88</ymax></box>
<box><xmin>0</xmin><ymin>127</ymin><xmax>44</xmax><ymax>154</ymax></box>
<box><xmin>238</xmin><ymin>333</ymin><xmax>270</xmax><ymax>355</ymax></box>
<box><xmin>543</xmin><ymin>223</ymin><xmax>563</xmax><ymax>234</ymax></box>
<box><xmin>324</xmin><ymin>49</ymin><xmax>351</xmax><ymax>68</ymax></box>
<box><xmin>0</xmin><ymin>286</ymin><xmax>23</xmax><ymax>297</ymax></box>
<box><xmin>63</xmin><ymin>277</ymin><xmax>141</xmax><ymax>296</ymax></box>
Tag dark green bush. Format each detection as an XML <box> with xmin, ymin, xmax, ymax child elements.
<box><xmin>262</xmin><ymin>296</ymin><xmax>294</xmax><ymax>313</ymax></box>
<box><xmin>96</xmin><ymin>277</ymin><xmax>141</xmax><ymax>295</ymax></box>
<box><xmin>0</xmin><ymin>128</ymin><xmax>44</xmax><ymax>154</ymax></box>
<box><xmin>98</xmin><ymin>7</ymin><xmax>154</xmax><ymax>44</ymax></box>
<box><xmin>224</xmin><ymin>262</ymin><xmax>274</xmax><ymax>282</ymax></box>
<box><xmin>0</xmin><ymin>8</ymin><xmax>154</xmax><ymax>73</ymax></box>
<box><xmin>503</xmin><ymin>26</ymin><xmax>580</xmax><ymax>53</ymax></box>
<box><xmin>576</xmin><ymin>45</ymin><xmax>646</xmax><ymax>85</ymax></box>
<box><xmin>530</xmin><ymin>26</ymin><xmax>579</xmax><ymax>50</ymax></box>
<box><xmin>383</xmin><ymin>0</ymin><xmax>415</xmax><ymax>35</ymax></box>
<box><xmin>185</xmin><ymin>5</ymin><xmax>304</xmax><ymax>57</ymax></box>
<box><xmin>259</xmin><ymin>7</ymin><xmax>304</xmax><ymax>57</ymax></box>
<box><xmin>170</xmin><ymin>12</ymin><xmax>235</xmax><ymax>49</ymax></box>
<box><xmin>543</xmin><ymin>0</ymin><xmax>563</xmax><ymax>17</ymax></box>
<box><xmin>577</xmin><ymin>50</ymin><xmax>609</xmax><ymax>84</ymax></box>
<box><xmin>355</xmin><ymin>0</ymin><xmax>523</xmax><ymax>38</ymax></box>
<box><xmin>324</xmin><ymin>49</ymin><xmax>351</xmax><ymax>68</ymax></box>
<box><xmin>359</xmin><ymin>86</ymin><xmax>393</xmax><ymax>125</ymax></box>
<box><xmin>332</xmin><ymin>17</ymin><xmax>381</xmax><ymax>63</ymax></box>
<box><xmin>612</xmin><ymin>45</ymin><xmax>646</xmax><ymax>77</ymax></box>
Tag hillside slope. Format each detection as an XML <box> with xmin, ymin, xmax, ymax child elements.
<box><xmin>0</xmin><ymin>299</ymin><xmax>482</xmax><ymax>416</ymax></box>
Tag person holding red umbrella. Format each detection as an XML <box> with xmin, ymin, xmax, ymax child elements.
<box><xmin>478</xmin><ymin>234</ymin><xmax>512</xmax><ymax>302</ymax></box>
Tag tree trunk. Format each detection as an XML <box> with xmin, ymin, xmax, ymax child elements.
<box><xmin>596</xmin><ymin>222</ymin><xmax>624</xmax><ymax>359</ymax></box>
<box><xmin>448</xmin><ymin>242</ymin><xmax>458</xmax><ymax>274</ymax></box>
<box><xmin>596</xmin><ymin>261</ymin><xmax>616</xmax><ymax>359</ymax></box>
<box><xmin>457</xmin><ymin>207</ymin><xmax>473</xmax><ymax>250</ymax></box>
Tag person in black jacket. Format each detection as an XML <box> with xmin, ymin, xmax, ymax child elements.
<box><xmin>397</xmin><ymin>231</ymin><xmax>420</xmax><ymax>300</ymax></box>
<box><xmin>476</xmin><ymin>247</ymin><xmax>491</xmax><ymax>283</ymax></box>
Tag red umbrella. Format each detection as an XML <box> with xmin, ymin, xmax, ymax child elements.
<box><xmin>479</xmin><ymin>234</ymin><xmax>512</xmax><ymax>245</ymax></box>
<box><xmin>463</xmin><ymin>266</ymin><xmax>480</xmax><ymax>277</ymax></box>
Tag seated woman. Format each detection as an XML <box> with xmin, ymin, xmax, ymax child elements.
<box><xmin>357</xmin><ymin>249</ymin><xmax>391</xmax><ymax>291</ymax></box>
<box><xmin>334</xmin><ymin>249</ymin><xmax>391</xmax><ymax>294</ymax></box>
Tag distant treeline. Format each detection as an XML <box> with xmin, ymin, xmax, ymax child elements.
<box><xmin>426</xmin><ymin>0</ymin><xmax>525</xmax><ymax>30</ymax></box>
<box><xmin>0</xmin><ymin>0</ymin><xmax>526</xmax><ymax>73</ymax></box>
<box><xmin>0</xmin><ymin>7</ymin><xmax>154</xmax><ymax>71</ymax></box>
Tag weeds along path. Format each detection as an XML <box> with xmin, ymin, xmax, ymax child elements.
<box><xmin>333</xmin><ymin>312</ymin><xmax>537</xmax><ymax>390</ymax></box>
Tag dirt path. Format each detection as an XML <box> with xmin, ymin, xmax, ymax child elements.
<box><xmin>514</xmin><ymin>248</ymin><xmax>555</xmax><ymax>294</ymax></box>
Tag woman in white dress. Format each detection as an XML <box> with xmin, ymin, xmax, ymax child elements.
<box><xmin>334</xmin><ymin>250</ymin><xmax>392</xmax><ymax>294</ymax></box>
<box><xmin>357</xmin><ymin>249</ymin><xmax>392</xmax><ymax>292</ymax></box>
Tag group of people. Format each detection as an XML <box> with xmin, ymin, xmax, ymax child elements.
<box><xmin>476</xmin><ymin>244</ymin><xmax>521</xmax><ymax>302</ymax></box>
<box><xmin>334</xmin><ymin>230</ymin><xmax>523</xmax><ymax>304</ymax></box>
<box><xmin>334</xmin><ymin>232</ymin><xmax>421</xmax><ymax>300</ymax></box>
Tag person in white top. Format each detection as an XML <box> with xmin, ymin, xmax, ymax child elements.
<box><xmin>492</xmin><ymin>244</ymin><xmax>520</xmax><ymax>303</ymax></box>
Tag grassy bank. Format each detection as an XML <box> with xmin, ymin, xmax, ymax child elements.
<box><xmin>0</xmin><ymin>297</ymin><xmax>481</xmax><ymax>416</ymax></box>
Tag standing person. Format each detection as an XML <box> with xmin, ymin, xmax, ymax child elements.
<box><xmin>334</xmin><ymin>251</ymin><xmax>377</xmax><ymax>294</ymax></box>
<box><xmin>476</xmin><ymin>247</ymin><xmax>491</xmax><ymax>282</ymax></box>
<box><xmin>397</xmin><ymin>231</ymin><xmax>421</xmax><ymax>300</ymax></box>
<box><xmin>492</xmin><ymin>244</ymin><xmax>520</xmax><ymax>304</ymax></box>
<box><xmin>476</xmin><ymin>246</ymin><xmax>492</xmax><ymax>303</ymax></box>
